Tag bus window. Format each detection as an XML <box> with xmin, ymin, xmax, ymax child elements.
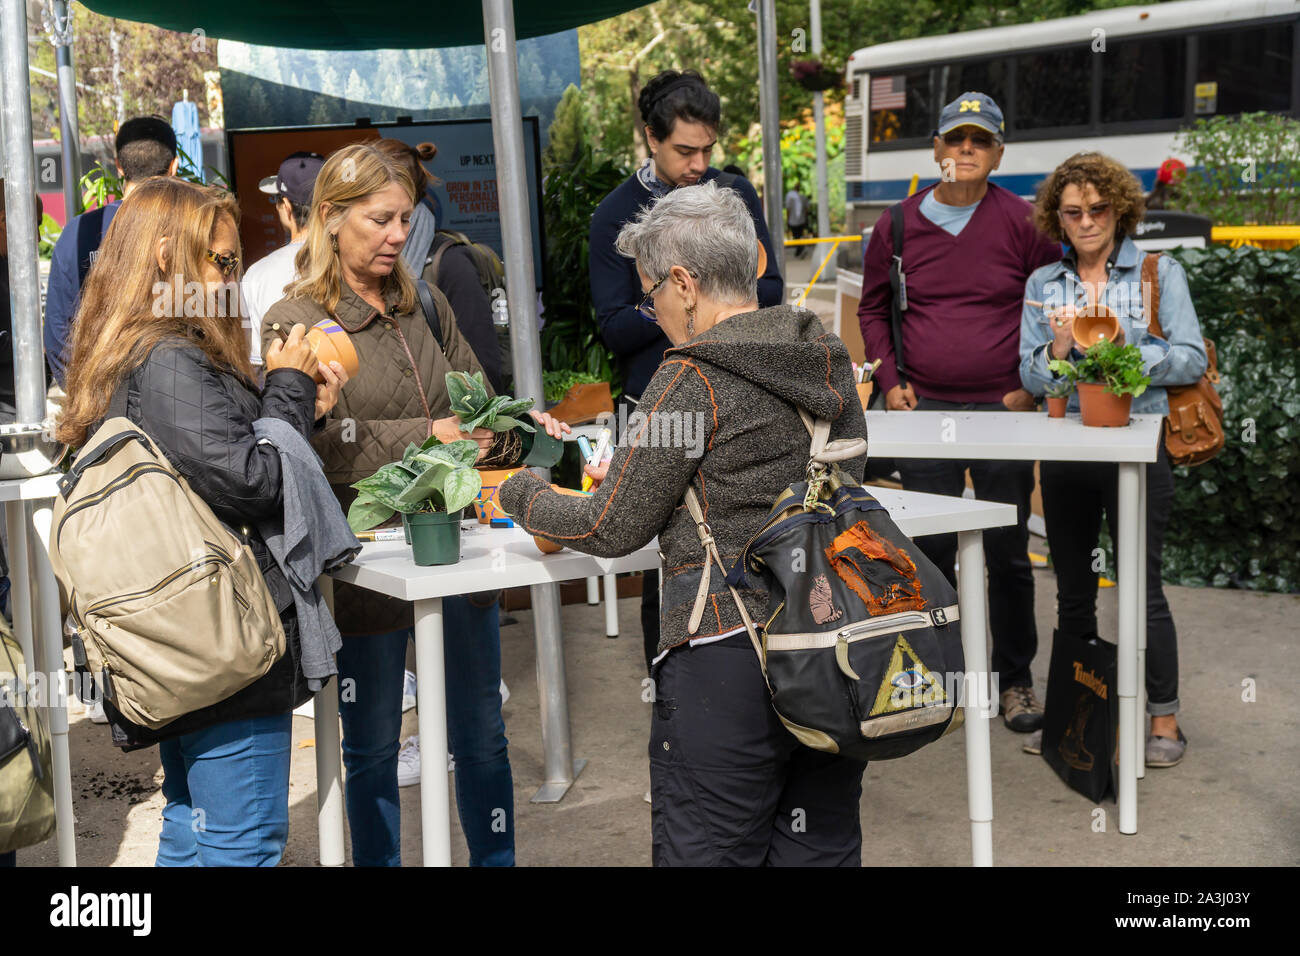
<box><xmin>869</xmin><ymin>68</ymin><xmax>935</xmax><ymax>143</ymax></box>
<box><xmin>936</xmin><ymin>58</ymin><xmax>1009</xmax><ymax>118</ymax></box>
<box><xmin>1102</xmin><ymin>35</ymin><xmax>1187</xmax><ymax>123</ymax></box>
<box><xmin>1014</xmin><ymin>48</ymin><xmax>1091</xmax><ymax>131</ymax></box>
<box><xmin>1195</xmin><ymin>24</ymin><xmax>1293</xmax><ymax>115</ymax></box>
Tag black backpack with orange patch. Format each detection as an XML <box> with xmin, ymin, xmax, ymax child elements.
<box><xmin>685</xmin><ymin>410</ymin><xmax>966</xmax><ymax>761</ymax></box>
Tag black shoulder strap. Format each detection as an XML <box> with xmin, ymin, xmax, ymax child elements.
<box><xmin>108</xmin><ymin>378</ymin><xmax>129</xmax><ymax>419</ymax></box>
<box><xmin>76</xmin><ymin>206</ymin><xmax>109</xmax><ymax>289</ymax></box>
<box><xmin>887</xmin><ymin>203</ymin><xmax>908</xmax><ymax>388</ymax></box>
<box><xmin>416</xmin><ymin>279</ymin><xmax>446</xmax><ymax>353</ymax></box>
<box><xmin>714</xmin><ymin>172</ymin><xmax>738</xmax><ymax>191</ymax></box>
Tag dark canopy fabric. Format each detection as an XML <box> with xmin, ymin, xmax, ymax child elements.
<box><xmin>79</xmin><ymin>0</ymin><xmax>649</xmax><ymax>49</ymax></box>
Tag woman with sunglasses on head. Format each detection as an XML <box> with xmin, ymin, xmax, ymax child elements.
<box><xmin>262</xmin><ymin>143</ymin><xmax>566</xmax><ymax>867</ymax></box>
<box><xmin>1019</xmin><ymin>151</ymin><xmax>1208</xmax><ymax>768</ymax></box>
<box><xmin>56</xmin><ymin>178</ymin><xmax>348</xmax><ymax>865</ymax></box>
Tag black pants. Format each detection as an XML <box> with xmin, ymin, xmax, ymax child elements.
<box><xmin>1039</xmin><ymin>444</ymin><xmax>1179</xmax><ymax>713</ymax></box>
<box><xmin>649</xmin><ymin>634</ymin><xmax>868</xmax><ymax>866</ymax></box>
<box><xmin>790</xmin><ymin>223</ymin><xmax>808</xmax><ymax>257</ymax></box>
<box><xmin>895</xmin><ymin>398</ymin><xmax>1038</xmax><ymax>688</ymax></box>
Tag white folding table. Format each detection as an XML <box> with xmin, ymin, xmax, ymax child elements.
<box><xmin>866</xmin><ymin>410</ymin><xmax>1164</xmax><ymax>835</ymax></box>
<box><xmin>323</xmin><ymin>487</ymin><xmax>1015</xmax><ymax>866</ymax></box>
<box><xmin>1</xmin><ymin>473</ymin><xmax>76</xmax><ymax>866</ymax></box>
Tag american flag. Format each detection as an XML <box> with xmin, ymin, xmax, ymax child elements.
<box><xmin>870</xmin><ymin>75</ymin><xmax>906</xmax><ymax>111</ymax></box>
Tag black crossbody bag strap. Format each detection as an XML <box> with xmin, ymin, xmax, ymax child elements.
<box><xmin>416</xmin><ymin>278</ymin><xmax>446</xmax><ymax>353</ymax></box>
<box><xmin>887</xmin><ymin>202</ymin><xmax>908</xmax><ymax>388</ymax></box>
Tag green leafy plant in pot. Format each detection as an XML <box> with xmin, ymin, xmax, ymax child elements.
<box><xmin>1044</xmin><ymin>379</ymin><xmax>1075</xmax><ymax>418</ymax></box>
<box><xmin>1048</xmin><ymin>339</ymin><xmax>1151</xmax><ymax>427</ymax></box>
<box><xmin>446</xmin><ymin>370</ymin><xmax>563</xmax><ymax>469</ymax></box>
<box><xmin>347</xmin><ymin>437</ymin><xmax>483</xmax><ymax>566</ymax></box>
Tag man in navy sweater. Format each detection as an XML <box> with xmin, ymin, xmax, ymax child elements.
<box><xmin>589</xmin><ymin>70</ymin><xmax>783</xmax><ymax>672</ymax></box>
<box><xmin>44</xmin><ymin>116</ymin><xmax>177</xmax><ymax>386</ymax></box>
<box><xmin>857</xmin><ymin>92</ymin><xmax>1061</xmax><ymax>734</ymax></box>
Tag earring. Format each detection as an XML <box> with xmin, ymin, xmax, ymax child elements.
<box><xmin>686</xmin><ymin>304</ymin><xmax>696</xmax><ymax>335</ymax></box>
<box><xmin>330</xmin><ymin>233</ymin><xmax>338</xmax><ymax>251</ymax></box>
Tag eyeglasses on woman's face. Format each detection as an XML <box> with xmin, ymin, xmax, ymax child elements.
<box><xmin>637</xmin><ymin>268</ymin><xmax>699</xmax><ymax>322</ymax></box>
<box><xmin>205</xmin><ymin>248</ymin><xmax>240</xmax><ymax>278</ymax></box>
<box><xmin>1058</xmin><ymin>202</ymin><xmax>1112</xmax><ymax>225</ymax></box>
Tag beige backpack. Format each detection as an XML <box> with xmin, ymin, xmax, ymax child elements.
<box><xmin>48</xmin><ymin>412</ymin><xmax>285</xmax><ymax>730</ymax></box>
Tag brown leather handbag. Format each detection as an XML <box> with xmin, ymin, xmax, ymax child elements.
<box><xmin>1142</xmin><ymin>253</ymin><xmax>1224</xmax><ymax>466</ymax></box>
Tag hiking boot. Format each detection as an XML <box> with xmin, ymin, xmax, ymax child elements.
<box><xmin>1146</xmin><ymin>728</ymin><xmax>1188</xmax><ymax>768</ymax></box>
<box><xmin>1000</xmin><ymin>685</ymin><xmax>1044</xmax><ymax>733</ymax></box>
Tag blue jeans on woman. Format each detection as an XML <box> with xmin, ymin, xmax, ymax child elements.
<box><xmin>337</xmin><ymin>595</ymin><xmax>514</xmax><ymax>866</ymax></box>
<box><xmin>156</xmin><ymin>712</ymin><xmax>293</xmax><ymax>866</ymax></box>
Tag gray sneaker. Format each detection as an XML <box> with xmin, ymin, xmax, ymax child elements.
<box><xmin>1000</xmin><ymin>685</ymin><xmax>1044</xmax><ymax>733</ymax></box>
<box><xmin>1145</xmin><ymin>728</ymin><xmax>1187</xmax><ymax>768</ymax></box>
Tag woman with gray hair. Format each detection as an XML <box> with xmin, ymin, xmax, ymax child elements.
<box><xmin>500</xmin><ymin>182</ymin><xmax>870</xmax><ymax>866</ymax></box>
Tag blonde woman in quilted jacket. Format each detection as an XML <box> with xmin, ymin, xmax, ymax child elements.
<box><xmin>263</xmin><ymin>143</ymin><xmax>564</xmax><ymax>866</ymax></box>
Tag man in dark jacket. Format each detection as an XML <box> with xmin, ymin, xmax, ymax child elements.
<box><xmin>44</xmin><ymin>116</ymin><xmax>178</xmax><ymax>386</ymax></box>
<box><xmin>589</xmin><ymin>69</ymin><xmax>784</xmax><ymax>670</ymax></box>
<box><xmin>856</xmin><ymin>92</ymin><xmax>1061</xmax><ymax>733</ymax></box>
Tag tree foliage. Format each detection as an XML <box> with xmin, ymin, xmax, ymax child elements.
<box><xmin>1169</xmin><ymin>113</ymin><xmax>1300</xmax><ymax>226</ymax></box>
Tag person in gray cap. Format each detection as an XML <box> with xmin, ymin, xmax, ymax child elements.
<box><xmin>856</xmin><ymin>91</ymin><xmax>1061</xmax><ymax>735</ymax></box>
<box><xmin>240</xmin><ymin>151</ymin><xmax>325</xmax><ymax>364</ymax></box>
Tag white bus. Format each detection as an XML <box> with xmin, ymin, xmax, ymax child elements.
<box><xmin>841</xmin><ymin>0</ymin><xmax>1300</xmax><ymax>233</ymax></box>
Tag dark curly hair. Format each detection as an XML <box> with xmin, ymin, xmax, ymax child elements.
<box><xmin>638</xmin><ymin>70</ymin><xmax>721</xmax><ymax>142</ymax></box>
<box><xmin>1033</xmin><ymin>151</ymin><xmax>1146</xmax><ymax>244</ymax></box>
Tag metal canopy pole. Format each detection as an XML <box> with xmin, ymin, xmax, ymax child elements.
<box><xmin>481</xmin><ymin>0</ymin><xmax>582</xmax><ymax>804</ymax></box>
<box><xmin>756</xmin><ymin>0</ymin><xmax>784</xmax><ymax>276</ymax></box>
<box><xmin>45</xmin><ymin>0</ymin><xmax>83</xmax><ymax>220</ymax></box>
<box><xmin>810</xmin><ymin>0</ymin><xmax>834</xmax><ymax>280</ymax></box>
<box><xmin>1</xmin><ymin>0</ymin><xmax>50</xmax><ymax>429</ymax></box>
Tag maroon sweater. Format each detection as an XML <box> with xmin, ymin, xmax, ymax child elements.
<box><xmin>857</xmin><ymin>183</ymin><xmax>1060</xmax><ymax>402</ymax></box>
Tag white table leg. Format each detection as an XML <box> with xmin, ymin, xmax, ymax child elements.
<box><xmin>957</xmin><ymin>530</ymin><xmax>994</xmax><ymax>867</ymax></box>
<box><xmin>530</xmin><ymin>581</ymin><xmax>585</xmax><ymax>802</ymax></box>
<box><xmin>29</xmin><ymin>502</ymin><xmax>77</xmax><ymax>866</ymax></box>
<box><xmin>603</xmin><ymin>573</ymin><xmax>619</xmax><ymax>639</ymax></box>
<box><xmin>413</xmin><ymin>597</ymin><xmax>452</xmax><ymax>866</ymax></box>
<box><xmin>1136</xmin><ymin>465</ymin><xmax>1148</xmax><ymax>780</ymax></box>
<box><xmin>1117</xmin><ymin>463</ymin><xmax>1140</xmax><ymax>834</ymax></box>
<box><xmin>585</xmin><ymin>576</ymin><xmax>600</xmax><ymax>605</ymax></box>
<box><xmin>4</xmin><ymin>500</ymin><xmax>34</xmax><ymax>670</ymax></box>
<box><xmin>313</xmin><ymin>576</ymin><xmax>345</xmax><ymax>866</ymax></box>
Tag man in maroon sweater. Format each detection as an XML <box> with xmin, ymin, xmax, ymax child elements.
<box><xmin>857</xmin><ymin>92</ymin><xmax>1060</xmax><ymax>733</ymax></box>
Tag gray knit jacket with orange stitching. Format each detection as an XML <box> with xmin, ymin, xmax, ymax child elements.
<box><xmin>498</xmin><ymin>305</ymin><xmax>868</xmax><ymax>658</ymax></box>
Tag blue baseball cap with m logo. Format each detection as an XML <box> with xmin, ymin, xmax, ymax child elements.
<box><xmin>936</xmin><ymin>92</ymin><xmax>1005</xmax><ymax>139</ymax></box>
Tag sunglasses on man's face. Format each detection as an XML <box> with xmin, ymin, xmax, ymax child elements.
<box><xmin>1057</xmin><ymin>202</ymin><xmax>1112</xmax><ymax>224</ymax></box>
<box><xmin>941</xmin><ymin>130</ymin><xmax>997</xmax><ymax>149</ymax></box>
<box><xmin>205</xmin><ymin>249</ymin><xmax>240</xmax><ymax>277</ymax></box>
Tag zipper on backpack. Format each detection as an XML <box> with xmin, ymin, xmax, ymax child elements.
<box><xmin>56</xmin><ymin>463</ymin><xmax>176</xmax><ymax>550</ymax></box>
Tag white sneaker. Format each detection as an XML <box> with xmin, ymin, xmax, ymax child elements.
<box><xmin>499</xmin><ymin>678</ymin><xmax>510</xmax><ymax>705</ymax></box>
<box><xmin>88</xmin><ymin>698</ymin><xmax>108</xmax><ymax>724</ymax></box>
<box><xmin>402</xmin><ymin>670</ymin><xmax>417</xmax><ymax>713</ymax></box>
<box><xmin>397</xmin><ymin>735</ymin><xmax>420</xmax><ymax>787</ymax></box>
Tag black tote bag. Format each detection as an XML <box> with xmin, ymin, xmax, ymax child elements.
<box><xmin>1041</xmin><ymin>631</ymin><xmax>1119</xmax><ymax>802</ymax></box>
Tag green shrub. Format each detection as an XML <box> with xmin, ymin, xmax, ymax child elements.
<box><xmin>1169</xmin><ymin>112</ymin><xmax>1300</xmax><ymax>226</ymax></box>
<box><xmin>1161</xmin><ymin>246</ymin><xmax>1300</xmax><ymax>592</ymax></box>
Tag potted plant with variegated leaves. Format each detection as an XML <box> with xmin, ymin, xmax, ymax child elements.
<box><xmin>347</xmin><ymin>437</ymin><xmax>483</xmax><ymax>565</ymax></box>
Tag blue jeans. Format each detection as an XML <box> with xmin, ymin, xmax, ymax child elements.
<box><xmin>156</xmin><ymin>712</ymin><xmax>293</xmax><ymax>866</ymax></box>
<box><xmin>338</xmin><ymin>595</ymin><xmax>514</xmax><ymax>866</ymax></box>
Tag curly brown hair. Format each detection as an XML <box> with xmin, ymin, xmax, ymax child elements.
<box><xmin>1033</xmin><ymin>151</ymin><xmax>1146</xmax><ymax>244</ymax></box>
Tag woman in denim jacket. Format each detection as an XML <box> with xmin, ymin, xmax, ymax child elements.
<box><xmin>1019</xmin><ymin>152</ymin><xmax>1207</xmax><ymax>768</ymax></box>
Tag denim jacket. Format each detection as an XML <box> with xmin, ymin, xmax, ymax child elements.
<box><xmin>1019</xmin><ymin>235</ymin><xmax>1208</xmax><ymax>415</ymax></box>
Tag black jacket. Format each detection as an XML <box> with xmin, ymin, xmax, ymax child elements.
<box><xmin>102</xmin><ymin>338</ymin><xmax>319</xmax><ymax>749</ymax></box>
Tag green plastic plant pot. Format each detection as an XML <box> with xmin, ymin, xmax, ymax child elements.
<box><xmin>521</xmin><ymin>428</ymin><xmax>564</xmax><ymax>468</ymax></box>
<box><xmin>403</xmin><ymin>511</ymin><xmax>462</xmax><ymax>566</ymax></box>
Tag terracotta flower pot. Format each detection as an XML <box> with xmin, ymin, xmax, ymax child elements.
<box><xmin>856</xmin><ymin>381</ymin><xmax>874</xmax><ymax>410</ymax></box>
<box><xmin>1072</xmin><ymin>305</ymin><xmax>1121</xmax><ymax>351</ymax></box>
<box><xmin>1076</xmin><ymin>382</ymin><xmax>1132</xmax><ymax>427</ymax></box>
<box><xmin>533</xmin><ymin>485</ymin><xmax>589</xmax><ymax>554</ymax></box>
<box><xmin>1047</xmin><ymin>395</ymin><xmax>1068</xmax><ymax>418</ymax></box>
<box><xmin>305</xmin><ymin>319</ymin><xmax>360</xmax><ymax>384</ymax></box>
<box><xmin>474</xmin><ymin>468</ymin><xmax>519</xmax><ymax>523</ymax></box>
